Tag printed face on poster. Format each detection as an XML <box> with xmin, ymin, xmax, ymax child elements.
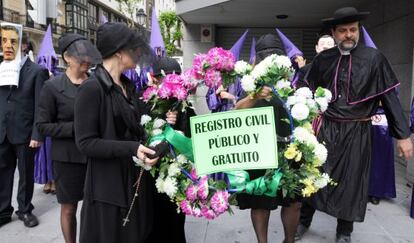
<box><xmin>190</xmin><ymin>107</ymin><xmax>278</xmax><ymax>175</ymax></box>
<box><xmin>0</xmin><ymin>22</ymin><xmax>23</xmax><ymax>87</ymax></box>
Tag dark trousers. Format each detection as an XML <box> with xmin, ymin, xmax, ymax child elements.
<box><xmin>300</xmin><ymin>200</ymin><xmax>354</xmax><ymax>236</ymax></box>
<box><xmin>0</xmin><ymin>137</ymin><xmax>35</xmax><ymax>218</ymax></box>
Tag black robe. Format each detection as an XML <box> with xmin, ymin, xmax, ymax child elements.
<box><xmin>75</xmin><ymin>65</ymin><xmax>153</xmax><ymax>243</ymax></box>
<box><xmin>304</xmin><ymin>45</ymin><xmax>410</xmax><ymax>222</ymax></box>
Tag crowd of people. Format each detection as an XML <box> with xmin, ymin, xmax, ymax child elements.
<box><xmin>0</xmin><ymin>6</ymin><xmax>413</xmax><ymax>243</ymax></box>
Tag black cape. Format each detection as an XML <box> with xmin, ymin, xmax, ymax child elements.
<box><xmin>304</xmin><ymin>45</ymin><xmax>410</xmax><ymax>222</ymax></box>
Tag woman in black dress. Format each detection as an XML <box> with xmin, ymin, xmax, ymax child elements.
<box><xmin>36</xmin><ymin>34</ymin><xmax>102</xmax><ymax>243</ymax></box>
<box><xmin>144</xmin><ymin>57</ymin><xmax>195</xmax><ymax>243</ymax></box>
<box><xmin>74</xmin><ymin>22</ymin><xmax>159</xmax><ymax>243</ymax></box>
<box><xmin>235</xmin><ymin>34</ymin><xmax>301</xmax><ymax>243</ymax></box>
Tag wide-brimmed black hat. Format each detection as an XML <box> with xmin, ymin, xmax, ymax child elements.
<box><xmin>58</xmin><ymin>33</ymin><xmax>86</xmax><ymax>54</ymax></box>
<box><xmin>322</xmin><ymin>7</ymin><xmax>369</xmax><ymax>27</ymax></box>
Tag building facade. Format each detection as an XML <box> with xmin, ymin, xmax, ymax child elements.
<box><xmin>0</xmin><ymin>0</ymin><xmax>152</xmax><ymax>58</ymax></box>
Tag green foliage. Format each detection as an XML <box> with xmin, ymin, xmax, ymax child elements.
<box><xmin>158</xmin><ymin>11</ymin><xmax>183</xmax><ymax>56</ymax></box>
<box><xmin>115</xmin><ymin>0</ymin><xmax>143</xmax><ymax>26</ymax></box>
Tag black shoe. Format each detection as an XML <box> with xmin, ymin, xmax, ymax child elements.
<box><xmin>17</xmin><ymin>213</ymin><xmax>38</xmax><ymax>227</ymax></box>
<box><xmin>369</xmin><ymin>196</ymin><xmax>380</xmax><ymax>205</ymax></box>
<box><xmin>336</xmin><ymin>234</ymin><xmax>351</xmax><ymax>243</ymax></box>
<box><xmin>0</xmin><ymin>217</ymin><xmax>11</xmax><ymax>227</ymax></box>
<box><xmin>294</xmin><ymin>224</ymin><xmax>309</xmax><ymax>241</ymax></box>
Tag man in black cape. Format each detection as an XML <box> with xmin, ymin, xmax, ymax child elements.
<box><xmin>295</xmin><ymin>7</ymin><xmax>413</xmax><ymax>243</ymax></box>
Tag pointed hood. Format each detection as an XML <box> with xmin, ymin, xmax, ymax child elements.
<box><xmin>249</xmin><ymin>37</ymin><xmax>256</xmax><ymax>64</ymax></box>
<box><xmin>150</xmin><ymin>8</ymin><xmax>166</xmax><ymax>57</ymax></box>
<box><xmin>230</xmin><ymin>29</ymin><xmax>248</xmax><ymax>60</ymax></box>
<box><xmin>275</xmin><ymin>28</ymin><xmax>303</xmax><ymax>59</ymax></box>
<box><xmin>36</xmin><ymin>24</ymin><xmax>57</xmax><ymax>73</ymax></box>
<box><xmin>361</xmin><ymin>26</ymin><xmax>377</xmax><ymax>49</ymax></box>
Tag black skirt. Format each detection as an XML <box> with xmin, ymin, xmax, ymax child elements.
<box><xmin>53</xmin><ymin>161</ymin><xmax>87</xmax><ymax>204</ymax></box>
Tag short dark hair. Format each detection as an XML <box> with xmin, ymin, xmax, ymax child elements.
<box><xmin>332</xmin><ymin>22</ymin><xmax>361</xmax><ymax>31</ymax></box>
<box><xmin>1</xmin><ymin>25</ymin><xmax>19</xmax><ymax>36</ymax></box>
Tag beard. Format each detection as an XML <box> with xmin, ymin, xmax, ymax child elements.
<box><xmin>338</xmin><ymin>39</ymin><xmax>357</xmax><ymax>52</ymax></box>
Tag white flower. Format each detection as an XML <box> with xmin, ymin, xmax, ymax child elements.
<box><xmin>132</xmin><ymin>156</ymin><xmax>152</xmax><ymax>171</ymax></box>
<box><xmin>315</xmin><ymin>97</ymin><xmax>328</xmax><ymax>112</ymax></box>
<box><xmin>140</xmin><ymin>115</ymin><xmax>152</xmax><ymax>126</ymax></box>
<box><xmin>306</xmin><ymin>99</ymin><xmax>317</xmax><ymax>109</ymax></box>
<box><xmin>241</xmin><ymin>75</ymin><xmax>256</xmax><ymax>92</ymax></box>
<box><xmin>314</xmin><ymin>143</ymin><xmax>328</xmax><ymax>164</ymax></box>
<box><xmin>295</xmin><ymin>87</ymin><xmax>313</xmax><ymax>99</ymax></box>
<box><xmin>152</xmin><ymin>129</ymin><xmax>163</xmax><ymax>136</ymax></box>
<box><xmin>176</xmin><ymin>154</ymin><xmax>188</xmax><ymax>165</ymax></box>
<box><xmin>287</xmin><ymin>96</ymin><xmax>297</xmax><ymax>106</ymax></box>
<box><xmin>314</xmin><ymin>173</ymin><xmax>330</xmax><ymax>189</ymax></box>
<box><xmin>261</xmin><ymin>54</ymin><xmax>276</xmax><ymax>68</ymax></box>
<box><xmin>234</xmin><ymin>60</ymin><xmax>252</xmax><ymax>74</ymax></box>
<box><xmin>293</xmin><ymin>127</ymin><xmax>312</xmax><ymax>144</ymax></box>
<box><xmin>291</xmin><ymin>103</ymin><xmax>310</xmax><ymax>121</ymax></box>
<box><xmin>155</xmin><ymin>177</ymin><xmax>165</xmax><ymax>193</ymax></box>
<box><xmin>251</xmin><ymin>63</ymin><xmax>268</xmax><ymax>79</ymax></box>
<box><xmin>153</xmin><ymin>118</ymin><xmax>166</xmax><ymax>129</ymax></box>
<box><xmin>275</xmin><ymin>55</ymin><xmax>292</xmax><ymax>69</ymax></box>
<box><xmin>168</xmin><ymin>163</ymin><xmax>181</xmax><ymax>177</ymax></box>
<box><xmin>275</xmin><ymin>80</ymin><xmax>291</xmax><ymax>90</ymax></box>
<box><xmin>323</xmin><ymin>89</ymin><xmax>333</xmax><ymax>102</ymax></box>
<box><xmin>295</xmin><ymin>95</ymin><xmax>307</xmax><ymax>105</ymax></box>
<box><xmin>163</xmin><ymin>177</ymin><xmax>178</xmax><ymax>198</ymax></box>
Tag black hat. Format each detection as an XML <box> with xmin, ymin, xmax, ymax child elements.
<box><xmin>255</xmin><ymin>34</ymin><xmax>283</xmax><ymax>52</ymax></box>
<box><xmin>58</xmin><ymin>33</ymin><xmax>87</xmax><ymax>54</ymax></box>
<box><xmin>152</xmin><ymin>57</ymin><xmax>181</xmax><ymax>76</ymax></box>
<box><xmin>97</xmin><ymin>22</ymin><xmax>140</xmax><ymax>58</ymax></box>
<box><xmin>322</xmin><ymin>7</ymin><xmax>369</xmax><ymax>27</ymax></box>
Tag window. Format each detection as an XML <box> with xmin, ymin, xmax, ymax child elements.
<box><xmin>65</xmin><ymin>0</ymin><xmax>88</xmax><ymax>36</ymax></box>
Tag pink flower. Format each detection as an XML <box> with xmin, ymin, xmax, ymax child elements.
<box><xmin>201</xmin><ymin>206</ymin><xmax>217</xmax><ymax>220</ymax></box>
<box><xmin>197</xmin><ymin>176</ymin><xmax>209</xmax><ymax>200</ymax></box>
<box><xmin>190</xmin><ymin>168</ymin><xmax>198</xmax><ymax>180</ymax></box>
<box><xmin>204</xmin><ymin>69</ymin><xmax>222</xmax><ymax>89</ymax></box>
<box><xmin>173</xmin><ymin>86</ymin><xmax>188</xmax><ymax>101</ymax></box>
<box><xmin>192</xmin><ymin>206</ymin><xmax>202</xmax><ymax>217</ymax></box>
<box><xmin>210</xmin><ymin>190</ymin><xmax>230</xmax><ymax>214</ymax></box>
<box><xmin>185</xmin><ymin>184</ymin><xmax>198</xmax><ymax>202</ymax></box>
<box><xmin>163</xmin><ymin>74</ymin><xmax>184</xmax><ymax>86</ymax></box>
<box><xmin>192</xmin><ymin>54</ymin><xmax>207</xmax><ymax>80</ymax></box>
<box><xmin>180</xmin><ymin>200</ymin><xmax>193</xmax><ymax>215</ymax></box>
<box><xmin>206</xmin><ymin>48</ymin><xmax>235</xmax><ymax>71</ymax></box>
<box><xmin>157</xmin><ymin>85</ymin><xmax>172</xmax><ymax>99</ymax></box>
<box><xmin>182</xmin><ymin>69</ymin><xmax>199</xmax><ymax>89</ymax></box>
<box><xmin>142</xmin><ymin>86</ymin><xmax>157</xmax><ymax>102</ymax></box>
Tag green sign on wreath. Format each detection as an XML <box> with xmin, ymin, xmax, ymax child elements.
<box><xmin>190</xmin><ymin>107</ymin><xmax>278</xmax><ymax>175</ymax></box>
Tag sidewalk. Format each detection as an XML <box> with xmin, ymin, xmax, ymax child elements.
<box><xmin>1</xmin><ymin>162</ymin><xmax>413</xmax><ymax>243</ymax></box>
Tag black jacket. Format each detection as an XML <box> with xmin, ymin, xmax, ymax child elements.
<box><xmin>74</xmin><ymin>64</ymin><xmax>146</xmax><ymax>207</ymax></box>
<box><xmin>0</xmin><ymin>58</ymin><xmax>49</xmax><ymax>144</ymax></box>
<box><xmin>36</xmin><ymin>74</ymin><xmax>87</xmax><ymax>163</ymax></box>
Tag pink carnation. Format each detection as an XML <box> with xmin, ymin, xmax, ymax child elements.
<box><xmin>201</xmin><ymin>206</ymin><xmax>217</xmax><ymax>220</ymax></box>
<box><xmin>142</xmin><ymin>86</ymin><xmax>157</xmax><ymax>102</ymax></box>
<box><xmin>192</xmin><ymin>54</ymin><xmax>207</xmax><ymax>80</ymax></box>
<box><xmin>210</xmin><ymin>190</ymin><xmax>230</xmax><ymax>214</ymax></box>
<box><xmin>180</xmin><ymin>200</ymin><xmax>193</xmax><ymax>216</ymax></box>
<box><xmin>185</xmin><ymin>184</ymin><xmax>198</xmax><ymax>202</ymax></box>
<box><xmin>197</xmin><ymin>176</ymin><xmax>209</xmax><ymax>200</ymax></box>
<box><xmin>163</xmin><ymin>74</ymin><xmax>184</xmax><ymax>86</ymax></box>
<box><xmin>173</xmin><ymin>86</ymin><xmax>188</xmax><ymax>101</ymax></box>
<box><xmin>190</xmin><ymin>168</ymin><xmax>198</xmax><ymax>180</ymax></box>
<box><xmin>182</xmin><ymin>69</ymin><xmax>199</xmax><ymax>89</ymax></box>
<box><xmin>157</xmin><ymin>85</ymin><xmax>172</xmax><ymax>99</ymax></box>
<box><xmin>206</xmin><ymin>47</ymin><xmax>236</xmax><ymax>71</ymax></box>
<box><xmin>204</xmin><ymin>69</ymin><xmax>222</xmax><ymax>89</ymax></box>
<box><xmin>192</xmin><ymin>206</ymin><xmax>202</xmax><ymax>217</ymax></box>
